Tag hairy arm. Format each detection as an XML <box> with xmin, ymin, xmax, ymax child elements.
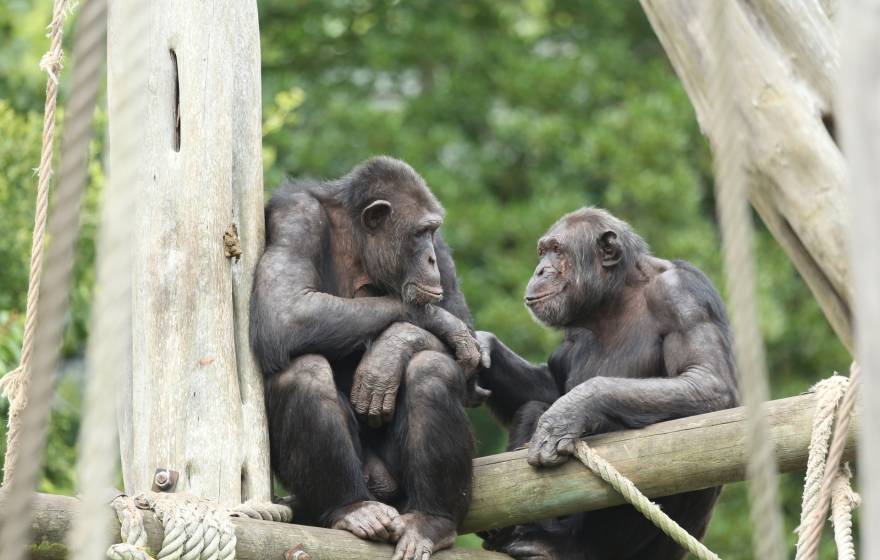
<box><xmin>250</xmin><ymin>194</ymin><xmax>406</xmax><ymax>377</ymax></box>
<box><xmin>528</xmin><ymin>267</ymin><xmax>740</xmax><ymax>466</ymax></box>
<box><xmin>477</xmin><ymin>332</ymin><xmax>560</xmax><ymax>426</ymax></box>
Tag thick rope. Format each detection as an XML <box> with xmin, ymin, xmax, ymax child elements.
<box><xmin>0</xmin><ymin>2</ymin><xmax>99</xmax><ymax>559</ymax></box>
<box><xmin>830</xmin><ymin>464</ymin><xmax>859</xmax><ymax>560</ymax></box>
<box><xmin>108</xmin><ymin>495</ymin><xmax>153</xmax><ymax>560</ymax></box>
<box><xmin>708</xmin><ymin>3</ymin><xmax>787</xmax><ymax>559</ymax></box>
<box><xmin>106</xmin><ymin>493</ymin><xmax>292</xmax><ymax>560</ymax></box>
<box><xmin>797</xmin><ymin>363</ymin><xmax>862</xmax><ymax>559</ymax></box>
<box><xmin>0</xmin><ymin>0</ymin><xmax>69</xmax><ymax>487</ymax></box>
<box><xmin>68</xmin><ymin>0</ymin><xmax>148</xmax><ymax>560</ymax></box>
<box><xmin>573</xmin><ymin>440</ymin><xmax>719</xmax><ymax>560</ymax></box>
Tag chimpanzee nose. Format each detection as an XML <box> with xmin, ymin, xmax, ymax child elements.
<box><xmin>537</xmin><ymin>266</ymin><xmax>547</xmax><ymax>277</ymax></box>
<box><xmin>428</xmin><ymin>255</ymin><xmax>436</xmax><ymax>266</ymax></box>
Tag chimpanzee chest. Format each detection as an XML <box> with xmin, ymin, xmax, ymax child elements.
<box><xmin>550</xmin><ymin>320</ymin><xmax>667</xmax><ymax>394</ymax></box>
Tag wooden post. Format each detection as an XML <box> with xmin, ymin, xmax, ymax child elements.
<box><xmin>107</xmin><ymin>1</ymin><xmax>270</xmax><ymax>504</ymax></box>
<box><xmin>837</xmin><ymin>0</ymin><xmax>880</xmax><ymax>555</ymax></box>
<box><xmin>640</xmin><ymin>0</ymin><xmax>853</xmax><ymax>351</ymax></box>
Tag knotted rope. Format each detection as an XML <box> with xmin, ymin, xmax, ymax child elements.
<box><xmin>107</xmin><ymin>493</ymin><xmax>294</xmax><ymax>560</ymax></box>
<box><xmin>796</xmin><ymin>365</ymin><xmax>862</xmax><ymax>560</ymax></box>
<box><xmin>0</xmin><ymin>0</ymin><xmax>70</xmax><ymax>487</ymax></box>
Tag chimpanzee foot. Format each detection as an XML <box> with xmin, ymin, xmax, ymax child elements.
<box><xmin>329</xmin><ymin>500</ymin><xmax>400</xmax><ymax>542</ymax></box>
<box><xmin>482</xmin><ymin>528</ymin><xmax>576</xmax><ymax>560</ymax></box>
<box><xmin>389</xmin><ymin>512</ymin><xmax>456</xmax><ymax>560</ymax></box>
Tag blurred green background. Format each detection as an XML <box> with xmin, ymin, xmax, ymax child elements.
<box><xmin>0</xmin><ymin>0</ymin><xmax>853</xmax><ymax>557</ymax></box>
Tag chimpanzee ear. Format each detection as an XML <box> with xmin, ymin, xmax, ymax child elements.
<box><xmin>599</xmin><ymin>230</ymin><xmax>622</xmax><ymax>267</ymax></box>
<box><xmin>361</xmin><ymin>200</ymin><xmax>393</xmax><ymax>231</ymax></box>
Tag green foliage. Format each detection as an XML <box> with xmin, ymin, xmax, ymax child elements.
<box><xmin>0</xmin><ymin>0</ymin><xmax>853</xmax><ymax>557</ymax></box>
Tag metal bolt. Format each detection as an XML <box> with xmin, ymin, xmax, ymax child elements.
<box><xmin>154</xmin><ymin>470</ymin><xmax>170</xmax><ymax>489</ymax></box>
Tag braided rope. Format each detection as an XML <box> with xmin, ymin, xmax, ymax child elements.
<box><xmin>108</xmin><ymin>495</ymin><xmax>153</xmax><ymax>560</ymax></box>
<box><xmin>0</xmin><ymin>1</ymin><xmax>101</xmax><ymax>558</ymax></box>
<box><xmin>708</xmin><ymin>3</ymin><xmax>787</xmax><ymax>558</ymax></box>
<box><xmin>796</xmin><ymin>364</ymin><xmax>862</xmax><ymax>559</ymax></box>
<box><xmin>830</xmin><ymin>464</ymin><xmax>859</xmax><ymax>560</ymax></box>
<box><xmin>229</xmin><ymin>500</ymin><xmax>294</xmax><ymax>523</ymax></box>
<box><xmin>0</xmin><ymin>0</ymin><xmax>69</xmax><ymax>487</ymax></box>
<box><xmin>573</xmin><ymin>440</ymin><xmax>720</xmax><ymax>560</ymax></box>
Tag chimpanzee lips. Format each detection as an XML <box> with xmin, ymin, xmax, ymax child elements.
<box><xmin>407</xmin><ymin>282</ymin><xmax>443</xmax><ymax>304</ymax></box>
<box><xmin>525</xmin><ymin>289</ymin><xmax>561</xmax><ymax>306</ymax></box>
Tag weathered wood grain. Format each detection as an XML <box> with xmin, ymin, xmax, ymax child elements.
<box><xmin>15</xmin><ymin>392</ymin><xmax>857</xmax><ymax>558</ymax></box>
<box><xmin>108</xmin><ymin>0</ymin><xmax>270</xmax><ymax>505</ymax></box>
<box><xmin>640</xmin><ymin>0</ymin><xmax>852</xmax><ymax>351</ymax></box>
<box><xmin>463</xmin><ymin>392</ymin><xmax>857</xmax><ymax>532</ymax></box>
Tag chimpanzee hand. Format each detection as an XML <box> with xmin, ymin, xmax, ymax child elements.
<box><xmin>352</xmin><ymin>347</ymin><xmax>406</xmax><ymax>428</ymax></box>
<box><xmin>407</xmin><ymin>305</ymin><xmax>483</xmax><ymax>377</ymax></box>
<box><xmin>527</xmin><ymin>384</ymin><xmax>596</xmax><ymax>467</ymax></box>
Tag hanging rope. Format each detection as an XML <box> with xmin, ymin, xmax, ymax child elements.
<box><xmin>708</xmin><ymin>3</ymin><xmax>787</xmax><ymax>558</ymax></box>
<box><xmin>0</xmin><ymin>4</ymin><xmax>104</xmax><ymax>560</ymax></box>
<box><xmin>573</xmin><ymin>440</ymin><xmax>720</xmax><ymax>560</ymax></box>
<box><xmin>796</xmin><ymin>363</ymin><xmax>862</xmax><ymax>560</ymax></box>
<box><xmin>0</xmin><ymin>0</ymin><xmax>70</xmax><ymax>487</ymax></box>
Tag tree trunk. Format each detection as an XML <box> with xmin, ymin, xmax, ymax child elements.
<box><xmin>107</xmin><ymin>0</ymin><xmax>270</xmax><ymax>505</ymax></box>
<box><xmin>640</xmin><ymin>0</ymin><xmax>853</xmax><ymax>351</ymax></box>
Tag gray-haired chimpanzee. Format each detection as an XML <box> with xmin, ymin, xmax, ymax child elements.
<box><xmin>250</xmin><ymin>157</ymin><xmax>484</xmax><ymax>560</ymax></box>
<box><xmin>477</xmin><ymin>208</ymin><xmax>739</xmax><ymax>559</ymax></box>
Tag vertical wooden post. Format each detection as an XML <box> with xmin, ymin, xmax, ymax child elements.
<box><xmin>640</xmin><ymin>1</ymin><xmax>853</xmax><ymax>351</ymax></box>
<box><xmin>108</xmin><ymin>0</ymin><xmax>271</xmax><ymax>505</ymax></box>
<box><xmin>838</xmin><ymin>0</ymin><xmax>880</xmax><ymax>555</ymax></box>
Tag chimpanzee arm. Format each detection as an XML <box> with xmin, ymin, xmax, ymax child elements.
<box><xmin>250</xmin><ymin>194</ymin><xmax>408</xmax><ymax>377</ymax></box>
<box><xmin>351</xmin><ymin>322</ymin><xmax>447</xmax><ymax>427</ymax></box>
<box><xmin>528</xmin><ymin>267</ymin><xmax>740</xmax><ymax>466</ymax></box>
<box><xmin>476</xmin><ymin>332</ymin><xmax>560</xmax><ymax>426</ymax></box>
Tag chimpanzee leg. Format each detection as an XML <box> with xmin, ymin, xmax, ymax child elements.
<box><xmin>382</xmin><ymin>350</ymin><xmax>474</xmax><ymax>559</ymax></box>
<box><xmin>265</xmin><ymin>354</ymin><xmax>397</xmax><ymax>539</ymax></box>
<box><xmin>482</xmin><ymin>400</ymin><xmax>583</xmax><ymax>559</ymax></box>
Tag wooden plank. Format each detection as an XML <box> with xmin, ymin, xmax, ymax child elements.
<box><xmin>640</xmin><ymin>0</ymin><xmax>853</xmax><ymax>350</ymax></box>
<box><xmin>837</xmin><ymin>0</ymin><xmax>880</xmax><ymax>555</ymax></box>
<box><xmin>108</xmin><ymin>0</ymin><xmax>271</xmax><ymax>505</ymax></box>
<box><xmin>463</xmin><ymin>392</ymin><xmax>857</xmax><ymax>532</ymax></box>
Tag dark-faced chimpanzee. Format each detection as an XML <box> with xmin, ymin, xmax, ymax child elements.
<box><xmin>250</xmin><ymin>156</ymin><xmax>484</xmax><ymax>560</ymax></box>
<box><xmin>476</xmin><ymin>208</ymin><xmax>739</xmax><ymax>560</ymax></box>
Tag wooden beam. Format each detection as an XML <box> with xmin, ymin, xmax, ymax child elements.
<box><xmin>463</xmin><ymin>392</ymin><xmax>857</xmax><ymax>532</ymax></box>
<box><xmin>15</xmin><ymin>392</ymin><xmax>856</xmax><ymax>558</ymax></box>
<box><xmin>16</xmin><ymin>493</ymin><xmax>507</xmax><ymax>560</ymax></box>
<box><xmin>640</xmin><ymin>0</ymin><xmax>853</xmax><ymax>351</ymax></box>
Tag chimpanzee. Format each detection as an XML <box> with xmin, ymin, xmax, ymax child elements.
<box><xmin>250</xmin><ymin>156</ymin><xmax>483</xmax><ymax>560</ymax></box>
<box><xmin>476</xmin><ymin>208</ymin><xmax>739</xmax><ymax>560</ymax></box>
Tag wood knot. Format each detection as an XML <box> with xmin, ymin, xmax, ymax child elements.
<box><xmin>224</xmin><ymin>223</ymin><xmax>242</xmax><ymax>261</ymax></box>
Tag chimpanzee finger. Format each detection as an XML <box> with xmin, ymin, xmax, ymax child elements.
<box><xmin>381</xmin><ymin>392</ymin><xmax>397</xmax><ymax>424</ymax></box>
<box><xmin>368</xmin><ymin>393</ymin><xmax>384</xmax><ymax>428</ymax></box>
<box><xmin>351</xmin><ymin>381</ymin><xmax>368</xmax><ymax>415</ymax></box>
<box><xmin>556</xmin><ymin>436</ymin><xmax>576</xmax><ymax>457</ymax></box>
<box><xmin>480</xmin><ymin>344</ymin><xmax>491</xmax><ymax>369</ymax></box>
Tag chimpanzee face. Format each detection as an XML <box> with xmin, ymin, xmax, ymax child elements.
<box><xmin>525</xmin><ymin>235</ymin><xmax>575</xmax><ymax>326</ymax></box>
<box><xmin>525</xmin><ymin>211</ymin><xmax>627</xmax><ymax>327</ymax></box>
<box><xmin>360</xmin><ymin>197</ymin><xmax>444</xmax><ymax>306</ymax></box>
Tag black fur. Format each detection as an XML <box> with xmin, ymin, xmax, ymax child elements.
<box><xmin>478</xmin><ymin>208</ymin><xmax>739</xmax><ymax>560</ymax></box>
<box><xmin>250</xmin><ymin>157</ymin><xmax>475</xmax><ymax>545</ymax></box>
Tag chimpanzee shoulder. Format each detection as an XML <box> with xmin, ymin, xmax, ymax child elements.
<box><xmin>646</xmin><ymin>259</ymin><xmax>730</xmax><ymax>334</ymax></box>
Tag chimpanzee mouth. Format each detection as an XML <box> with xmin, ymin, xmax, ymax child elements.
<box><xmin>525</xmin><ymin>289</ymin><xmax>562</xmax><ymax>306</ymax></box>
<box><xmin>406</xmin><ymin>282</ymin><xmax>444</xmax><ymax>304</ymax></box>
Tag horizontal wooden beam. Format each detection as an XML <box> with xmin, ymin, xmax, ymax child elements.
<box><xmin>464</xmin><ymin>391</ymin><xmax>858</xmax><ymax>532</ymax></box>
<box><xmin>14</xmin><ymin>391</ymin><xmax>857</xmax><ymax>558</ymax></box>
<box><xmin>18</xmin><ymin>492</ymin><xmax>507</xmax><ymax>560</ymax></box>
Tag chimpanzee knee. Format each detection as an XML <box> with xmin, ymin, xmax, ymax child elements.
<box><xmin>404</xmin><ymin>350</ymin><xmax>466</xmax><ymax>401</ymax></box>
